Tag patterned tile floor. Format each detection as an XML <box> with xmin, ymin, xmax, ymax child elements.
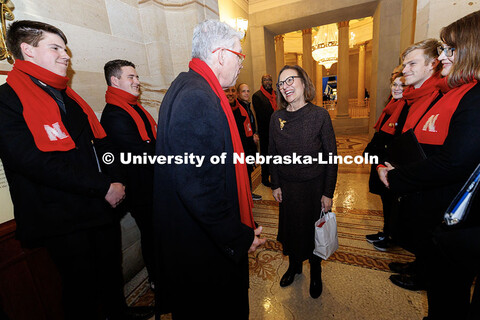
<box><xmin>128</xmin><ymin>134</ymin><xmax>428</xmax><ymax>319</ymax></box>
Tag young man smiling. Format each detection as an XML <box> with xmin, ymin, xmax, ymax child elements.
<box><xmin>100</xmin><ymin>60</ymin><xmax>158</xmax><ymax>296</ymax></box>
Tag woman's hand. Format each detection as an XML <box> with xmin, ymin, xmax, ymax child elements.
<box><xmin>321</xmin><ymin>196</ymin><xmax>332</xmax><ymax>212</ymax></box>
<box><xmin>272</xmin><ymin>187</ymin><xmax>282</xmax><ymax>202</ymax></box>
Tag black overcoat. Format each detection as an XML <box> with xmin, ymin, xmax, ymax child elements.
<box><xmin>153</xmin><ymin>69</ymin><xmax>254</xmax><ymax>319</ymax></box>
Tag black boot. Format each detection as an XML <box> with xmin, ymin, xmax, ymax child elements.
<box><xmin>309</xmin><ymin>256</ymin><xmax>323</xmax><ymax>299</ymax></box>
<box><xmin>280</xmin><ymin>257</ymin><xmax>302</xmax><ymax>287</ymax></box>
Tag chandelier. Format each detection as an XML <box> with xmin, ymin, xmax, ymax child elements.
<box><xmin>312</xmin><ymin>23</ymin><xmax>338</xmax><ymax>70</ymax></box>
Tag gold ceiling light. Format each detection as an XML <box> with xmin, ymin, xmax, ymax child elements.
<box><xmin>312</xmin><ymin>23</ymin><xmax>338</xmax><ymax>70</ymax></box>
<box><xmin>0</xmin><ymin>0</ymin><xmax>15</xmax><ymax>64</ymax></box>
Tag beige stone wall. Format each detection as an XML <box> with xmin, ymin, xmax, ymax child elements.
<box><xmin>0</xmin><ymin>0</ymin><xmax>219</xmax><ymax>117</ymax></box>
<box><xmin>415</xmin><ymin>0</ymin><xmax>480</xmax><ymax>41</ymax></box>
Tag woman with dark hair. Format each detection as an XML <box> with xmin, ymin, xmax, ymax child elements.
<box><xmin>379</xmin><ymin>10</ymin><xmax>480</xmax><ymax>319</ymax></box>
<box><xmin>269</xmin><ymin>65</ymin><xmax>337</xmax><ymax>299</ymax></box>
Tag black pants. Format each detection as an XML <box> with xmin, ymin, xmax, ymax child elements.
<box><xmin>44</xmin><ymin>224</ymin><xmax>127</xmax><ymax>320</ymax></box>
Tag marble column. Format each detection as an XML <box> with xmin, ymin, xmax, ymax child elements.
<box><xmin>275</xmin><ymin>35</ymin><xmax>285</xmax><ymax>79</ymax></box>
<box><xmin>315</xmin><ymin>63</ymin><xmax>323</xmax><ymax>106</ymax></box>
<box><xmin>302</xmin><ymin>29</ymin><xmax>314</xmax><ymax>79</ymax></box>
<box><xmin>357</xmin><ymin>43</ymin><xmax>366</xmax><ymax>106</ymax></box>
<box><xmin>336</xmin><ymin>21</ymin><xmax>350</xmax><ymax>119</ymax></box>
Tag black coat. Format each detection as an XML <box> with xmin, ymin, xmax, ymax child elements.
<box><xmin>0</xmin><ymin>83</ymin><xmax>124</xmax><ymax>246</ymax></box>
<box><xmin>154</xmin><ymin>69</ymin><xmax>254</xmax><ymax>318</ymax></box>
<box><xmin>100</xmin><ymin>103</ymin><xmax>155</xmax><ymax>209</ymax></box>
<box><xmin>252</xmin><ymin>89</ymin><xmax>274</xmax><ymax>154</ymax></box>
<box><xmin>388</xmin><ymin>82</ymin><xmax>480</xmax><ymax>249</ymax></box>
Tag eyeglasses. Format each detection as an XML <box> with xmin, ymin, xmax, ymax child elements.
<box><xmin>437</xmin><ymin>46</ymin><xmax>455</xmax><ymax>58</ymax></box>
<box><xmin>276</xmin><ymin>76</ymin><xmax>301</xmax><ymax>89</ymax></box>
<box><xmin>212</xmin><ymin>48</ymin><xmax>245</xmax><ymax>63</ymax></box>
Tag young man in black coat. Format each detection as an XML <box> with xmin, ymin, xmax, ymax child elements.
<box><xmin>0</xmin><ymin>21</ymin><xmax>152</xmax><ymax>320</ymax></box>
<box><xmin>100</xmin><ymin>59</ymin><xmax>157</xmax><ymax>291</ymax></box>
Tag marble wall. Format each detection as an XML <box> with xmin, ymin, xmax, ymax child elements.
<box><xmin>0</xmin><ymin>0</ymin><xmax>219</xmax><ymax>117</ymax></box>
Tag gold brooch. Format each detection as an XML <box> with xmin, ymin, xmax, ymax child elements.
<box><xmin>279</xmin><ymin>118</ymin><xmax>286</xmax><ymax>130</ymax></box>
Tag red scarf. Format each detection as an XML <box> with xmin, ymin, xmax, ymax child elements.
<box><xmin>414</xmin><ymin>80</ymin><xmax>477</xmax><ymax>145</ymax></box>
<box><xmin>374</xmin><ymin>98</ymin><xmax>405</xmax><ymax>133</ymax></box>
<box><xmin>105</xmin><ymin>86</ymin><xmax>157</xmax><ymax>141</ymax></box>
<box><xmin>6</xmin><ymin>60</ymin><xmax>106</xmax><ymax>152</ymax></box>
<box><xmin>401</xmin><ymin>74</ymin><xmax>444</xmax><ymax>133</ymax></box>
<box><xmin>260</xmin><ymin>85</ymin><xmax>277</xmax><ymax>111</ymax></box>
<box><xmin>232</xmin><ymin>99</ymin><xmax>253</xmax><ymax>137</ymax></box>
<box><xmin>188</xmin><ymin>58</ymin><xmax>254</xmax><ymax>229</ymax></box>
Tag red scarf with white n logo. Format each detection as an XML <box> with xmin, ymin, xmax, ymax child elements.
<box><xmin>414</xmin><ymin>80</ymin><xmax>477</xmax><ymax>145</ymax></box>
<box><xmin>6</xmin><ymin>60</ymin><xmax>106</xmax><ymax>152</ymax></box>
<box><xmin>105</xmin><ymin>86</ymin><xmax>157</xmax><ymax>141</ymax></box>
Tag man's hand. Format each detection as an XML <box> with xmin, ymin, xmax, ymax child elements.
<box><xmin>105</xmin><ymin>182</ymin><xmax>126</xmax><ymax>208</ymax></box>
<box><xmin>377</xmin><ymin>162</ymin><xmax>395</xmax><ymax>188</ymax></box>
<box><xmin>321</xmin><ymin>195</ymin><xmax>333</xmax><ymax>212</ymax></box>
<box><xmin>272</xmin><ymin>187</ymin><xmax>282</xmax><ymax>202</ymax></box>
<box><xmin>248</xmin><ymin>226</ymin><xmax>267</xmax><ymax>253</ymax></box>
<box><xmin>253</xmin><ymin>133</ymin><xmax>259</xmax><ymax>144</ymax></box>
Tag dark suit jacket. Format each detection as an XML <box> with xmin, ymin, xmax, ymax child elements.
<box><xmin>101</xmin><ymin>103</ymin><xmax>155</xmax><ymax>209</ymax></box>
<box><xmin>154</xmin><ymin>69</ymin><xmax>253</xmax><ymax>317</ymax></box>
<box><xmin>252</xmin><ymin>89</ymin><xmax>274</xmax><ymax>154</ymax></box>
<box><xmin>0</xmin><ymin>83</ymin><xmax>124</xmax><ymax>245</ymax></box>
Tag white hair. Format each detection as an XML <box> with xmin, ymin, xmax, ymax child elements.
<box><xmin>192</xmin><ymin>20</ymin><xmax>244</xmax><ymax>64</ymax></box>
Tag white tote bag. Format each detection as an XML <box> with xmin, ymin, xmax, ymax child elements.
<box><xmin>313</xmin><ymin>210</ymin><xmax>339</xmax><ymax>260</ymax></box>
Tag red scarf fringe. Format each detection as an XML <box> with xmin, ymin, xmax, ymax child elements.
<box><xmin>105</xmin><ymin>86</ymin><xmax>157</xmax><ymax>141</ymax></box>
<box><xmin>7</xmin><ymin>60</ymin><xmax>106</xmax><ymax>152</ymax></box>
<box><xmin>188</xmin><ymin>58</ymin><xmax>254</xmax><ymax>229</ymax></box>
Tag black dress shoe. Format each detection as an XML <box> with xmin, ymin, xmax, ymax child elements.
<box><xmin>280</xmin><ymin>267</ymin><xmax>302</xmax><ymax>287</ymax></box>
<box><xmin>309</xmin><ymin>278</ymin><xmax>323</xmax><ymax>299</ymax></box>
<box><xmin>388</xmin><ymin>261</ymin><xmax>417</xmax><ymax>275</ymax></box>
<box><xmin>123</xmin><ymin>306</ymin><xmax>155</xmax><ymax>320</ymax></box>
<box><xmin>389</xmin><ymin>274</ymin><xmax>426</xmax><ymax>291</ymax></box>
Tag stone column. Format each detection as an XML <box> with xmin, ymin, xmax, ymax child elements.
<box><xmin>315</xmin><ymin>63</ymin><xmax>323</xmax><ymax>106</ymax></box>
<box><xmin>357</xmin><ymin>43</ymin><xmax>366</xmax><ymax>106</ymax></box>
<box><xmin>302</xmin><ymin>29</ymin><xmax>314</xmax><ymax>79</ymax></box>
<box><xmin>275</xmin><ymin>35</ymin><xmax>285</xmax><ymax>79</ymax></box>
<box><xmin>336</xmin><ymin>21</ymin><xmax>350</xmax><ymax>119</ymax></box>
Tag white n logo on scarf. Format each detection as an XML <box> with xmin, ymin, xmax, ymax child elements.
<box><xmin>44</xmin><ymin>122</ymin><xmax>69</xmax><ymax>141</ymax></box>
<box><xmin>422</xmin><ymin>114</ymin><xmax>439</xmax><ymax>133</ymax></box>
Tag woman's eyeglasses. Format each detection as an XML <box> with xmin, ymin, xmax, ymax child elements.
<box><xmin>276</xmin><ymin>76</ymin><xmax>301</xmax><ymax>89</ymax></box>
<box><xmin>437</xmin><ymin>46</ymin><xmax>455</xmax><ymax>58</ymax></box>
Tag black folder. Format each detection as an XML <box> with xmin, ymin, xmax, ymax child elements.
<box><xmin>386</xmin><ymin>129</ymin><xmax>426</xmax><ymax>167</ymax></box>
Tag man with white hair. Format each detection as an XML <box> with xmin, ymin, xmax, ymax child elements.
<box><xmin>153</xmin><ymin>20</ymin><xmax>265</xmax><ymax>319</ymax></box>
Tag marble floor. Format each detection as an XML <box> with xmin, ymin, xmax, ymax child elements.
<box><xmin>127</xmin><ymin>134</ymin><xmax>428</xmax><ymax>319</ymax></box>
